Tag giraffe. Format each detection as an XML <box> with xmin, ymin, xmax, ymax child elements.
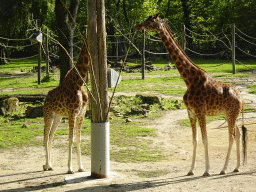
<box><xmin>136</xmin><ymin>13</ymin><xmax>247</xmax><ymax>176</ymax></box>
<box><xmin>43</xmin><ymin>38</ymin><xmax>89</xmax><ymax>174</ymax></box>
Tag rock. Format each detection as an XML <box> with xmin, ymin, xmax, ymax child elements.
<box><xmin>164</xmin><ymin>63</ymin><xmax>172</xmax><ymax>71</ymax></box>
<box><xmin>22</xmin><ymin>123</ymin><xmax>28</xmax><ymax>128</ymax></box>
<box><xmin>141</xmin><ymin>104</ymin><xmax>150</xmax><ymax>110</ymax></box>
<box><xmin>131</xmin><ymin>108</ymin><xmax>148</xmax><ymax>115</ymax></box>
<box><xmin>115</xmin><ymin>112</ymin><xmax>123</xmax><ymax>117</ymax></box>
<box><xmin>126</xmin><ymin>118</ymin><xmax>132</xmax><ymax>122</ymax></box>
<box><xmin>0</xmin><ymin>97</ymin><xmax>19</xmax><ymax>116</ymax></box>
<box><xmin>136</xmin><ymin>94</ymin><xmax>161</xmax><ymax>105</ymax></box>
<box><xmin>25</xmin><ymin>105</ymin><xmax>44</xmax><ymax>118</ymax></box>
<box><xmin>175</xmin><ymin>104</ymin><xmax>181</xmax><ymax>109</ymax></box>
<box><xmin>110</xmin><ymin>106</ymin><xmax>119</xmax><ymax>112</ymax></box>
<box><xmin>4</xmin><ymin>119</ymin><xmax>9</xmax><ymax>123</ymax></box>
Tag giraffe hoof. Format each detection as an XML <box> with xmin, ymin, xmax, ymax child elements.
<box><xmin>43</xmin><ymin>165</ymin><xmax>53</xmax><ymax>171</ymax></box>
<box><xmin>67</xmin><ymin>170</ymin><xmax>74</xmax><ymax>174</ymax></box>
<box><xmin>78</xmin><ymin>168</ymin><xmax>85</xmax><ymax>172</ymax></box>
<box><xmin>187</xmin><ymin>171</ymin><xmax>194</xmax><ymax>176</ymax></box>
<box><xmin>220</xmin><ymin>170</ymin><xmax>226</xmax><ymax>175</ymax></box>
<box><xmin>233</xmin><ymin>168</ymin><xmax>239</xmax><ymax>173</ymax></box>
<box><xmin>203</xmin><ymin>172</ymin><xmax>210</xmax><ymax>177</ymax></box>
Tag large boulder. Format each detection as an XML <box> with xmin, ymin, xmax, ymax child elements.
<box><xmin>136</xmin><ymin>94</ymin><xmax>161</xmax><ymax>105</ymax></box>
<box><xmin>26</xmin><ymin>105</ymin><xmax>44</xmax><ymax>118</ymax></box>
<box><xmin>0</xmin><ymin>97</ymin><xmax>19</xmax><ymax>116</ymax></box>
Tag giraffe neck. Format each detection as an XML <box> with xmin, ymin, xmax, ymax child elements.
<box><xmin>158</xmin><ymin>24</ymin><xmax>209</xmax><ymax>87</ymax></box>
<box><xmin>63</xmin><ymin>38</ymin><xmax>89</xmax><ymax>87</ymax></box>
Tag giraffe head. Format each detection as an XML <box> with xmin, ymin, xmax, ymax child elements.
<box><xmin>136</xmin><ymin>13</ymin><xmax>167</xmax><ymax>31</ymax></box>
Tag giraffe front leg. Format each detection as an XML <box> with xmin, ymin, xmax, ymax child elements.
<box><xmin>43</xmin><ymin>115</ymin><xmax>54</xmax><ymax>171</ymax></box>
<box><xmin>67</xmin><ymin>116</ymin><xmax>75</xmax><ymax>174</ymax></box>
<box><xmin>76</xmin><ymin>114</ymin><xmax>85</xmax><ymax>172</ymax></box>
<box><xmin>43</xmin><ymin>113</ymin><xmax>62</xmax><ymax>171</ymax></box>
<box><xmin>198</xmin><ymin>115</ymin><xmax>210</xmax><ymax>176</ymax></box>
<box><xmin>187</xmin><ymin>110</ymin><xmax>197</xmax><ymax>176</ymax></box>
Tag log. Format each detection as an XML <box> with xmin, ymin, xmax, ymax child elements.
<box><xmin>0</xmin><ymin>94</ymin><xmax>46</xmax><ymax>102</ymax></box>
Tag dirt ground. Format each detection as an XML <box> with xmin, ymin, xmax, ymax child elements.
<box><xmin>1</xmin><ymin>78</ymin><xmax>256</xmax><ymax>191</ymax></box>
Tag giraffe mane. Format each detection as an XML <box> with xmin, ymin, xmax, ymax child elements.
<box><xmin>162</xmin><ymin>23</ymin><xmax>209</xmax><ymax>75</ymax></box>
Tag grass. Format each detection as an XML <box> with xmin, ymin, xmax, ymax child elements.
<box><xmin>138</xmin><ymin>170</ymin><xmax>170</xmax><ymax>178</ymax></box>
<box><xmin>0</xmin><ymin>58</ymin><xmax>256</xmax><ymax>163</ymax></box>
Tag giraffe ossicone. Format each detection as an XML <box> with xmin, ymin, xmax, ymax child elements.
<box><xmin>136</xmin><ymin>13</ymin><xmax>247</xmax><ymax>176</ymax></box>
<box><xmin>43</xmin><ymin>38</ymin><xmax>89</xmax><ymax>174</ymax></box>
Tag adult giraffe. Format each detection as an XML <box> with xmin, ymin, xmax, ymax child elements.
<box><xmin>136</xmin><ymin>13</ymin><xmax>247</xmax><ymax>176</ymax></box>
<box><xmin>43</xmin><ymin>38</ymin><xmax>89</xmax><ymax>174</ymax></box>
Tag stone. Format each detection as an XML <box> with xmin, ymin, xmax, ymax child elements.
<box><xmin>141</xmin><ymin>104</ymin><xmax>150</xmax><ymax>110</ymax></box>
<box><xmin>0</xmin><ymin>97</ymin><xmax>19</xmax><ymax>116</ymax></box>
<box><xmin>136</xmin><ymin>94</ymin><xmax>161</xmax><ymax>105</ymax></box>
<box><xmin>131</xmin><ymin>108</ymin><xmax>148</xmax><ymax>115</ymax></box>
<box><xmin>126</xmin><ymin>118</ymin><xmax>132</xmax><ymax>122</ymax></box>
<box><xmin>25</xmin><ymin>105</ymin><xmax>44</xmax><ymax>118</ymax></box>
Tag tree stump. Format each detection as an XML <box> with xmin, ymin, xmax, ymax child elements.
<box><xmin>25</xmin><ymin>106</ymin><xmax>44</xmax><ymax>118</ymax></box>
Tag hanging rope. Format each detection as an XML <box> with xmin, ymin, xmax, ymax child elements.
<box><xmin>186</xmin><ymin>47</ymin><xmax>227</xmax><ymax>56</ymax></box>
<box><xmin>236</xmin><ymin>46</ymin><xmax>256</xmax><ymax>58</ymax></box>
<box><xmin>185</xmin><ymin>26</ymin><xmax>230</xmax><ymax>37</ymax></box>
<box><xmin>236</xmin><ymin>33</ymin><xmax>256</xmax><ymax>47</ymax></box>
<box><xmin>236</xmin><ymin>27</ymin><xmax>256</xmax><ymax>40</ymax></box>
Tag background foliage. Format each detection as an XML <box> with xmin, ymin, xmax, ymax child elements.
<box><xmin>1</xmin><ymin>0</ymin><xmax>256</xmax><ymax>60</ymax></box>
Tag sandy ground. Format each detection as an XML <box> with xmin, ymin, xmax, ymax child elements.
<box><xmin>1</xmin><ymin>79</ymin><xmax>256</xmax><ymax>191</ymax></box>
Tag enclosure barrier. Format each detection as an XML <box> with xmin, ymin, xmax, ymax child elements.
<box><xmin>1</xmin><ymin>24</ymin><xmax>256</xmax><ymax>74</ymax></box>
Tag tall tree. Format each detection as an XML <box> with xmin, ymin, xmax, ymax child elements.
<box><xmin>181</xmin><ymin>0</ymin><xmax>193</xmax><ymax>50</ymax></box>
<box><xmin>55</xmin><ymin>0</ymin><xmax>79</xmax><ymax>83</ymax></box>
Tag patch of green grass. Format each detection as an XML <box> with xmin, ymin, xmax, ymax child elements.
<box><xmin>111</xmin><ymin>148</ymin><xmax>165</xmax><ymax>163</ymax></box>
<box><xmin>138</xmin><ymin>170</ymin><xmax>169</xmax><ymax>178</ymax></box>
<box><xmin>248</xmin><ymin>84</ymin><xmax>256</xmax><ymax>94</ymax></box>
<box><xmin>179</xmin><ymin>115</ymin><xmax>226</xmax><ymax>127</ymax></box>
<box><xmin>111</xmin><ymin>76</ymin><xmax>186</xmax><ymax>96</ymax></box>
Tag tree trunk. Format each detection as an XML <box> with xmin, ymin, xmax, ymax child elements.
<box><xmin>165</xmin><ymin>0</ymin><xmax>171</xmax><ymax>18</ymax></box>
<box><xmin>181</xmin><ymin>0</ymin><xmax>193</xmax><ymax>51</ymax></box>
<box><xmin>106</xmin><ymin>0</ymin><xmax>117</xmax><ymax>58</ymax></box>
<box><xmin>55</xmin><ymin>0</ymin><xmax>79</xmax><ymax>83</ymax></box>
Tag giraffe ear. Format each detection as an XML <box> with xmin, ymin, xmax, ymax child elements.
<box><xmin>154</xmin><ymin>13</ymin><xmax>160</xmax><ymax>19</ymax></box>
<box><xmin>160</xmin><ymin>18</ymin><xmax>168</xmax><ymax>23</ymax></box>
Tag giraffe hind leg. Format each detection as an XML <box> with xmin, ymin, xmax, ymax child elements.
<box><xmin>233</xmin><ymin>125</ymin><xmax>241</xmax><ymax>172</ymax></box>
<box><xmin>43</xmin><ymin>113</ymin><xmax>62</xmax><ymax>171</ymax></box>
<box><xmin>67</xmin><ymin>114</ymin><xmax>75</xmax><ymax>174</ymax></box>
<box><xmin>220</xmin><ymin>116</ymin><xmax>237</xmax><ymax>175</ymax></box>
<box><xmin>76</xmin><ymin>113</ymin><xmax>85</xmax><ymax>172</ymax></box>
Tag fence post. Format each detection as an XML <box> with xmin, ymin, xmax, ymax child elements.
<box><xmin>46</xmin><ymin>28</ymin><xmax>49</xmax><ymax>74</ymax></box>
<box><xmin>116</xmin><ymin>36</ymin><xmax>119</xmax><ymax>62</ymax></box>
<box><xmin>38</xmin><ymin>28</ymin><xmax>42</xmax><ymax>85</ymax></box>
<box><xmin>182</xmin><ymin>25</ymin><xmax>186</xmax><ymax>51</ymax></box>
<box><xmin>142</xmin><ymin>29</ymin><xmax>145</xmax><ymax>79</ymax></box>
<box><xmin>232</xmin><ymin>23</ymin><xmax>236</xmax><ymax>74</ymax></box>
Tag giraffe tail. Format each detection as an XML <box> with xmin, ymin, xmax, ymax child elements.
<box><xmin>241</xmin><ymin>101</ymin><xmax>247</xmax><ymax>165</ymax></box>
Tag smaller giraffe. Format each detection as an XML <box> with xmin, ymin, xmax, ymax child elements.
<box><xmin>136</xmin><ymin>13</ymin><xmax>247</xmax><ymax>176</ymax></box>
<box><xmin>43</xmin><ymin>38</ymin><xmax>89</xmax><ymax>174</ymax></box>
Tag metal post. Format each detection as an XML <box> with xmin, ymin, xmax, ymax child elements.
<box><xmin>232</xmin><ymin>23</ymin><xmax>236</xmax><ymax>74</ymax></box>
<box><xmin>182</xmin><ymin>25</ymin><xmax>186</xmax><ymax>51</ymax></box>
<box><xmin>142</xmin><ymin>29</ymin><xmax>145</xmax><ymax>79</ymax></box>
<box><xmin>46</xmin><ymin>28</ymin><xmax>49</xmax><ymax>74</ymax></box>
<box><xmin>38</xmin><ymin>28</ymin><xmax>42</xmax><ymax>85</ymax></box>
